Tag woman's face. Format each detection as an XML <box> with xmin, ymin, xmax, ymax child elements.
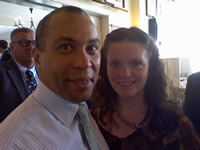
<box><xmin>107</xmin><ymin>41</ymin><xmax>149</xmax><ymax>99</ymax></box>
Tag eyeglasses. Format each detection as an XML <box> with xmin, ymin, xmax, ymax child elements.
<box><xmin>12</xmin><ymin>40</ymin><xmax>35</xmax><ymax>47</ymax></box>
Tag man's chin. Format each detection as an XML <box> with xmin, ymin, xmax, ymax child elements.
<box><xmin>65</xmin><ymin>95</ymin><xmax>91</xmax><ymax>104</ymax></box>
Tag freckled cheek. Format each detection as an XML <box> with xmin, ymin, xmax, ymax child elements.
<box><xmin>139</xmin><ymin>70</ymin><xmax>149</xmax><ymax>81</ymax></box>
<box><xmin>107</xmin><ymin>69</ymin><xmax>118</xmax><ymax>82</ymax></box>
<box><xmin>96</xmin><ymin>56</ymin><xmax>101</xmax><ymax>66</ymax></box>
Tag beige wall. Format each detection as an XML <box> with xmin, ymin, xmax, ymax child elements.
<box><xmin>0</xmin><ymin>0</ymin><xmax>151</xmax><ymax>43</ymax></box>
<box><xmin>54</xmin><ymin>0</ymin><xmax>150</xmax><ymax>38</ymax></box>
<box><xmin>129</xmin><ymin>0</ymin><xmax>149</xmax><ymax>32</ymax></box>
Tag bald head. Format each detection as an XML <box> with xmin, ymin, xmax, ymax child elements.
<box><xmin>36</xmin><ymin>6</ymin><xmax>91</xmax><ymax>51</ymax></box>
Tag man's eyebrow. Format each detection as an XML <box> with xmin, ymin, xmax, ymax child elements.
<box><xmin>88</xmin><ymin>38</ymin><xmax>100</xmax><ymax>45</ymax></box>
<box><xmin>54</xmin><ymin>37</ymin><xmax>100</xmax><ymax>45</ymax></box>
<box><xmin>54</xmin><ymin>37</ymin><xmax>76</xmax><ymax>43</ymax></box>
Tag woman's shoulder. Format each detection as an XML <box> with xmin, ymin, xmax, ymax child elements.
<box><xmin>153</xmin><ymin>115</ymin><xmax>200</xmax><ymax>149</ymax></box>
<box><xmin>177</xmin><ymin>115</ymin><xmax>200</xmax><ymax>149</ymax></box>
<box><xmin>163</xmin><ymin>115</ymin><xmax>200</xmax><ymax>149</ymax></box>
<box><xmin>161</xmin><ymin>115</ymin><xmax>190</xmax><ymax>144</ymax></box>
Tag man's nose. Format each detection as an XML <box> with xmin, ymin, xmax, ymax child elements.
<box><xmin>27</xmin><ymin>42</ymin><xmax>35</xmax><ymax>48</ymax></box>
<box><xmin>73</xmin><ymin>50</ymin><xmax>92</xmax><ymax>69</ymax></box>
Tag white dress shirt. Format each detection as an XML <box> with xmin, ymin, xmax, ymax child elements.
<box><xmin>14</xmin><ymin>60</ymin><xmax>39</xmax><ymax>84</ymax></box>
<box><xmin>0</xmin><ymin>81</ymin><xmax>109</xmax><ymax>150</ymax></box>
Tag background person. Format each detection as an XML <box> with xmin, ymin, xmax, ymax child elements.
<box><xmin>0</xmin><ymin>6</ymin><xmax>108</xmax><ymax>150</ymax></box>
<box><xmin>183</xmin><ymin>72</ymin><xmax>200</xmax><ymax>134</ymax></box>
<box><xmin>91</xmin><ymin>27</ymin><xmax>200</xmax><ymax>150</ymax></box>
<box><xmin>0</xmin><ymin>27</ymin><xmax>38</xmax><ymax>122</ymax></box>
<box><xmin>0</xmin><ymin>40</ymin><xmax>8</xmax><ymax>57</ymax></box>
<box><xmin>0</xmin><ymin>47</ymin><xmax>11</xmax><ymax>62</ymax></box>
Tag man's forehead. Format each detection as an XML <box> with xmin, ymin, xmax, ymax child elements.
<box><xmin>15</xmin><ymin>32</ymin><xmax>34</xmax><ymax>38</ymax></box>
<box><xmin>47</xmin><ymin>12</ymin><xmax>97</xmax><ymax>33</ymax></box>
<box><xmin>47</xmin><ymin>12</ymin><xmax>95</xmax><ymax>31</ymax></box>
<box><xmin>50</xmin><ymin>11</ymin><xmax>91</xmax><ymax>22</ymax></box>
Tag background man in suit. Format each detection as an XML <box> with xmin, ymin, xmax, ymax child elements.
<box><xmin>183</xmin><ymin>72</ymin><xmax>200</xmax><ymax>133</ymax></box>
<box><xmin>0</xmin><ymin>6</ymin><xmax>108</xmax><ymax>149</ymax></box>
<box><xmin>0</xmin><ymin>27</ymin><xmax>38</xmax><ymax>122</ymax></box>
<box><xmin>0</xmin><ymin>47</ymin><xmax>11</xmax><ymax>62</ymax></box>
<box><xmin>0</xmin><ymin>40</ymin><xmax>8</xmax><ymax>57</ymax></box>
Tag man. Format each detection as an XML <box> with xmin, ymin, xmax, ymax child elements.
<box><xmin>0</xmin><ymin>47</ymin><xmax>11</xmax><ymax>62</ymax></box>
<box><xmin>0</xmin><ymin>6</ymin><xmax>108</xmax><ymax>149</ymax></box>
<box><xmin>183</xmin><ymin>72</ymin><xmax>200</xmax><ymax>133</ymax></box>
<box><xmin>0</xmin><ymin>27</ymin><xmax>38</xmax><ymax>122</ymax></box>
<box><xmin>0</xmin><ymin>40</ymin><xmax>8</xmax><ymax>57</ymax></box>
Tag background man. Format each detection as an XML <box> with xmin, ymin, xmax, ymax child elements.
<box><xmin>0</xmin><ymin>40</ymin><xmax>8</xmax><ymax>57</ymax></box>
<box><xmin>0</xmin><ymin>6</ymin><xmax>108</xmax><ymax>149</ymax></box>
<box><xmin>0</xmin><ymin>47</ymin><xmax>11</xmax><ymax>62</ymax></box>
<box><xmin>183</xmin><ymin>72</ymin><xmax>200</xmax><ymax>133</ymax></box>
<box><xmin>0</xmin><ymin>27</ymin><xmax>38</xmax><ymax>122</ymax></box>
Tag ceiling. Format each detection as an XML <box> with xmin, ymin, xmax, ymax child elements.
<box><xmin>0</xmin><ymin>1</ymin><xmax>52</xmax><ymax>25</ymax></box>
<box><xmin>0</xmin><ymin>0</ymin><xmax>55</xmax><ymax>42</ymax></box>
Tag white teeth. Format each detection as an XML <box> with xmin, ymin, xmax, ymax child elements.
<box><xmin>118</xmin><ymin>81</ymin><xmax>133</xmax><ymax>86</ymax></box>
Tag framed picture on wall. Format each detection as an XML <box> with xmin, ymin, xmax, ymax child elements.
<box><xmin>92</xmin><ymin>0</ymin><xmax>105</xmax><ymax>4</ymax></box>
<box><xmin>105</xmin><ymin>0</ymin><xmax>125</xmax><ymax>8</ymax></box>
<box><xmin>146</xmin><ymin>0</ymin><xmax>157</xmax><ymax>17</ymax></box>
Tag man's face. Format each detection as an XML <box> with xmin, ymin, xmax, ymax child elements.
<box><xmin>34</xmin><ymin>12</ymin><xmax>101</xmax><ymax>103</ymax></box>
<box><xmin>10</xmin><ymin>32</ymin><xmax>35</xmax><ymax>68</ymax></box>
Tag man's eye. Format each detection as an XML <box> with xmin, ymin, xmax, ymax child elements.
<box><xmin>86</xmin><ymin>45</ymin><xmax>99</xmax><ymax>54</ymax></box>
<box><xmin>20</xmin><ymin>40</ymin><xmax>29</xmax><ymax>46</ymax></box>
<box><xmin>58</xmin><ymin>44</ymin><xmax>73</xmax><ymax>52</ymax></box>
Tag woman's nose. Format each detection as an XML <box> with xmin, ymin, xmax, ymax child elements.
<box><xmin>120</xmin><ymin>65</ymin><xmax>132</xmax><ymax>77</ymax></box>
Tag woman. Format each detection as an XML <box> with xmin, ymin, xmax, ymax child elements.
<box><xmin>91</xmin><ymin>27</ymin><xmax>200</xmax><ymax>150</ymax></box>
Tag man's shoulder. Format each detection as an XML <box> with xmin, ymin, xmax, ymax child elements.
<box><xmin>0</xmin><ymin>95</ymin><xmax>86</xmax><ymax>149</ymax></box>
<box><xmin>0</xmin><ymin>58</ymin><xmax>15</xmax><ymax>70</ymax></box>
<box><xmin>189</xmin><ymin>72</ymin><xmax>200</xmax><ymax>79</ymax></box>
<box><xmin>187</xmin><ymin>72</ymin><xmax>200</xmax><ymax>85</ymax></box>
<box><xmin>0</xmin><ymin>97</ymin><xmax>42</xmax><ymax>147</ymax></box>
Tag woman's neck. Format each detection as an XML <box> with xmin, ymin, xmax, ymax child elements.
<box><xmin>117</xmin><ymin>94</ymin><xmax>148</xmax><ymax>123</ymax></box>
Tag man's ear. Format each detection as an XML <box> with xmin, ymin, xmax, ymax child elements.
<box><xmin>33</xmin><ymin>47</ymin><xmax>41</xmax><ymax>72</ymax></box>
<box><xmin>9</xmin><ymin>43</ymin><xmax>13</xmax><ymax>52</ymax></box>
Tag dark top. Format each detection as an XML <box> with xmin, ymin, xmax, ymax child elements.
<box><xmin>183</xmin><ymin>72</ymin><xmax>200</xmax><ymax>134</ymax></box>
<box><xmin>96</xmin><ymin>116</ymin><xmax>200</xmax><ymax>150</ymax></box>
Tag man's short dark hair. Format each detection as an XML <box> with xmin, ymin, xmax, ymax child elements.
<box><xmin>11</xmin><ymin>27</ymin><xmax>34</xmax><ymax>42</ymax></box>
<box><xmin>36</xmin><ymin>6</ymin><xmax>90</xmax><ymax>51</ymax></box>
<box><xmin>0</xmin><ymin>40</ymin><xmax>8</xmax><ymax>49</ymax></box>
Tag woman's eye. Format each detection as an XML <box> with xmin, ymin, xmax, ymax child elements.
<box><xmin>110</xmin><ymin>61</ymin><xmax>120</xmax><ymax>68</ymax></box>
<box><xmin>131</xmin><ymin>61</ymin><xmax>143</xmax><ymax>68</ymax></box>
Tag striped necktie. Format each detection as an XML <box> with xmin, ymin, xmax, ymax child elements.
<box><xmin>77</xmin><ymin>104</ymin><xmax>100</xmax><ymax>150</ymax></box>
<box><xmin>25</xmin><ymin>69</ymin><xmax>37</xmax><ymax>95</ymax></box>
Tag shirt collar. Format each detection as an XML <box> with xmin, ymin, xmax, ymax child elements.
<box><xmin>14</xmin><ymin>58</ymin><xmax>36</xmax><ymax>77</ymax></box>
<box><xmin>33</xmin><ymin>81</ymin><xmax>82</xmax><ymax>128</ymax></box>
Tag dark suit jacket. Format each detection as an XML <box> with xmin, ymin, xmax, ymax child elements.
<box><xmin>0</xmin><ymin>58</ymin><xmax>28</xmax><ymax>122</ymax></box>
<box><xmin>0</xmin><ymin>49</ymin><xmax>11</xmax><ymax>62</ymax></box>
<box><xmin>183</xmin><ymin>72</ymin><xmax>200</xmax><ymax>133</ymax></box>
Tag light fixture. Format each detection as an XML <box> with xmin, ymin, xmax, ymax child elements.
<box><xmin>14</xmin><ymin>17</ymin><xmax>24</xmax><ymax>28</ymax></box>
<box><xmin>13</xmin><ymin>8</ymin><xmax>35</xmax><ymax>30</ymax></box>
<box><xmin>29</xmin><ymin>8</ymin><xmax>35</xmax><ymax>31</ymax></box>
